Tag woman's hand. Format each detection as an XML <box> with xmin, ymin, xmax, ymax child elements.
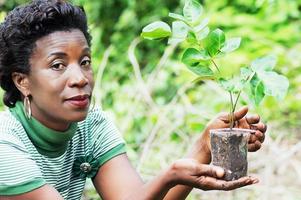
<box><xmin>190</xmin><ymin>107</ymin><xmax>267</xmax><ymax>163</ymax></box>
<box><xmin>167</xmin><ymin>158</ymin><xmax>258</xmax><ymax>191</ymax></box>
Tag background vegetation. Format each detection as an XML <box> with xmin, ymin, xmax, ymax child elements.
<box><xmin>1</xmin><ymin>0</ymin><xmax>301</xmax><ymax>199</ymax></box>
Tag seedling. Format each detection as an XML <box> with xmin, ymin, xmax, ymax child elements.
<box><xmin>141</xmin><ymin>0</ymin><xmax>289</xmax><ymax>180</ymax></box>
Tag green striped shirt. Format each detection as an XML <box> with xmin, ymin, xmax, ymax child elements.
<box><xmin>0</xmin><ymin>107</ymin><xmax>126</xmax><ymax>199</ymax></box>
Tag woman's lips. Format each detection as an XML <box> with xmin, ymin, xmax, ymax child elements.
<box><xmin>66</xmin><ymin>95</ymin><xmax>90</xmax><ymax>108</ymax></box>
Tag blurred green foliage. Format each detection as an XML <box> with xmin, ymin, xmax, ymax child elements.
<box><xmin>3</xmin><ymin>0</ymin><xmax>297</xmax><ymax>136</ymax></box>
<box><xmin>0</xmin><ymin>0</ymin><xmax>301</xmax><ymax>199</ymax></box>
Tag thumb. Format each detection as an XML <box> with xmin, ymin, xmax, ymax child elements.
<box><xmin>196</xmin><ymin>164</ymin><xmax>225</xmax><ymax>178</ymax></box>
<box><xmin>233</xmin><ymin>106</ymin><xmax>248</xmax><ymax>121</ymax></box>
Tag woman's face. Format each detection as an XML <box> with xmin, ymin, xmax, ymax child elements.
<box><xmin>27</xmin><ymin>29</ymin><xmax>94</xmax><ymax>131</ymax></box>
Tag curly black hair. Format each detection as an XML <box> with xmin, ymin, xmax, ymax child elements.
<box><xmin>0</xmin><ymin>0</ymin><xmax>92</xmax><ymax>107</ymax></box>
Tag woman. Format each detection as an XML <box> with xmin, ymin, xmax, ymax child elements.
<box><xmin>0</xmin><ymin>0</ymin><xmax>266</xmax><ymax>199</ymax></box>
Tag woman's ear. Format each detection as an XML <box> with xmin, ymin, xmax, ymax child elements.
<box><xmin>12</xmin><ymin>72</ymin><xmax>30</xmax><ymax>96</ymax></box>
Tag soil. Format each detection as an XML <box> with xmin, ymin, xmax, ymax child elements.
<box><xmin>210</xmin><ymin>128</ymin><xmax>254</xmax><ymax>181</ymax></box>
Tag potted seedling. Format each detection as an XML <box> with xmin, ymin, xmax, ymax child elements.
<box><xmin>140</xmin><ymin>0</ymin><xmax>289</xmax><ymax>180</ymax></box>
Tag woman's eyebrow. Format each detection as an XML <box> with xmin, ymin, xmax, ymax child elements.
<box><xmin>48</xmin><ymin>52</ymin><xmax>68</xmax><ymax>58</ymax></box>
<box><xmin>82</xmin><ymin>47</ymin><xmax>91</xmax><ymax>54</ymax></box>
<box><xmin>47</xmin><ymin>47</ymin><xmax>90</xmax><ymax>59</ymax></box>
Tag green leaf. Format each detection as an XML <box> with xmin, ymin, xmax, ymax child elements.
<box><xmin>141</xmin><ymin>21</ymin><xmax>171</xmax><ymax>40</ymax></box>
<box><xmin>192</xmin><ymin>76</ymin><xmax>215</xmax><ymax>84</ymax></box>
<box><xmin>193</xmin><ymin>17</ymin><xmax>209</xmax><ymax>32</ymax></box>
<box><xmin>186</xmin><ymin>63</ymin><xmax>214</xmax><ymax>77</ymax></box>
<box><xmin>168</xmin><ymin>13</ymin><xmax>187</xmax><ymax>23</ymax></box>
<box><xmin>218</xmin><ymin>78</ymin><xmax>234</xmax><ymax>92</ymax></box>
<box><xmin>240</xmin><ymin>67</ymin><xmax>253</xmax><ymax>80</ymax></box>
<box><xmin>257</xmin><ymin>71</ymin><xmax>289</xmax><ymax>100</ymax></box>
<box><xmin>204</xmin><ymin>28</ymin><xmax>226</xmax><ymax>57</ymax></box>
<box><xmin>220</xmin><ymin>37</ymin><xmax>241</xmax><ymax>53</ymax></box>
<box><xmin>250</xmin><ymin>75</ymin><xmax>265</xmax><ymax>105</ymax></box>
<box><xmin>186</xmin><ymin>32</ymin><xmax>198</xmax><ymax>44</ymax></box>
<box><xmin>182</xmin><ymin>48</ymin><xmax>210</xmax><ymax>66</ymax></box>
<box><xmin>218</xmin><ymin>77</ymin><xmax>245</xmax><ymax>93</ymax></box>
<box><xmin>168</xmin><ymin>21</ymin><xmax>189</xmax><ymax>44</ymax></box>
<box><xmin>196</xmin><ymin>26</ymin><xmax>209</xmax><ymax>41</ymax></box>
<box><xmin>183</xmin><ymin>0</ymin><xmax>203</xmax><ymax>24</ymax></box>
<box><xmin>251</xmin><ymin>55</ymin><xmax>277</xmax><ymax>72</ymax></box>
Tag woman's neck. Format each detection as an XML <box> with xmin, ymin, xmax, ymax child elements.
<box><xmin>9</xmin><ymin>101</ymin><xmax>78</xmax><ymax>157</ymax></box>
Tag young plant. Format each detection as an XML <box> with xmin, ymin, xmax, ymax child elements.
<box><xmin>141</xmin><ymin>0</ymin><xmax>289</xmax><ymax>129</ymax></box>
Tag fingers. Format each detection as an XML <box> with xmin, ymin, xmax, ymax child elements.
<box><xmin>235</xmin><ymin>112</ymin><xmax>267</xmax><ymax>135</ymax></box>
<box><xmin>246</xmin><ymin>114</ymin><xmax>260</xmax><ymax>124</ymax></box>
<box><xmin>255</xmin><ymin>130</ymin><xmax>265</xmax><ymax>143</ymax></box>
<box><xmin>256</xmin><ymin>123</ymin><xmax>267</xmax><ymax>133</ymax></box>
<box><xmin>173</xmin><ymin>159</ymin><xmax>259</xmax><ymax>191</ymax></box>
<box><xmin>250</xmin><ymin>122</ymin><xmax>267</xmax><ymax>132</ymax></box>
<box><xmin>249</xmin><ymin>129</ymin><xmax>265</xmax><ymax>140</ymax></box>
<box><xmin>196</xmin><ymin>164</ymin><xmax>225</xmax><ymax>178</ymax></box>
<box><xmin>219</xmin><ymin>176</ymin><xmax>259</xmax><ymax>191</ymax></box>
<box><xmin>233</xmin><ymin>106</ymin><xmax>248</xmax><ymax>121</ymax></box>
<box><xmin>248</xmin><ymin>127</ymin><xmax>266</xmax><ymax>152</ymax></box>
<box><xmin>195</xmin><ymin>176</ymin><xmax>259</xmax><ymax>191</ymax></box>
<box><xmin>247</xmin><ymin>122</ymin><xmax>266</xmax><ymax>152</ymax></box>
<box><xmin>248</xmin><ymin>140</ymin><xmax>262</xmax><ymax>152</ymax></box>
<box><xmin>219</xmin><ymin>107</ymin><xmax>248</xmax><ymax>123</ymax></box>
<box><xmin>246</xmin><ymin>115</ymin><xmax>267</xmax><ymax>134</ymax></box>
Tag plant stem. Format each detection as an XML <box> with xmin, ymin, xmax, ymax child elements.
<box><xmin>211</xmin><ymin>59</ymin><xmax>220</xmax><ymax>73</ymax></box>
<box><xmin>231</xmin><ymin>72</ymin><xmax>255</xmax><ymax>114</ymax></box>
<box><xmin>229</xmin><ymin>91</ymin><xmax>235</xmax><ymax>130</ymax></box>
<box><xmin>232</xmin><ymin>91</ymin><xmax>242</xmax><ymax>113</ymax></box>
<box><xmin>230</xmin><ymin>91</ymin><xmax>241</xmax><ymax>131</ymax></box>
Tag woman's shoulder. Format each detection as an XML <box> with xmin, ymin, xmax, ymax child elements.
<box><xmin>0</xmin><ymin>110</ymin><xmax>22</xmax><ymax>133</ymax></box>
<box><xmin>0</xmin><ymin>110</ymin><xmax>26</xmax><ymax>147</ymax></box>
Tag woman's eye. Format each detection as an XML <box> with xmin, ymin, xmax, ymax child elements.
<box><xmin>51</xmin><ymin>63</ymin><xmax>66</xmax><ymax>71</ymax></box>
<box><xmin>81</xmin><ymin>59</ymin><xmax>91</xmax><ymax>69</ymax></box>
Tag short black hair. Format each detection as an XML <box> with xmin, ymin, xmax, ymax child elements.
<box><xmin>0</xmin><ymin>0</ymin><xmax>92</xmax><ymax>107</ymax></box>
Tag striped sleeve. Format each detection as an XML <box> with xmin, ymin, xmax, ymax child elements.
<box><xmin>88</xmin><ymin>108</ymin><xmax>126</xmax><ymax>167</ymax></box>
<box><xmin>0</xmin><ymin>134</ymin><xmax>46</xmax><ymax>195</ymax></box>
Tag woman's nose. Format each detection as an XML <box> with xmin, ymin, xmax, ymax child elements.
<box><xmin>67</xmin><ymin>65</ymin><xmax>89</xmax><ymax>88</ymax></box>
